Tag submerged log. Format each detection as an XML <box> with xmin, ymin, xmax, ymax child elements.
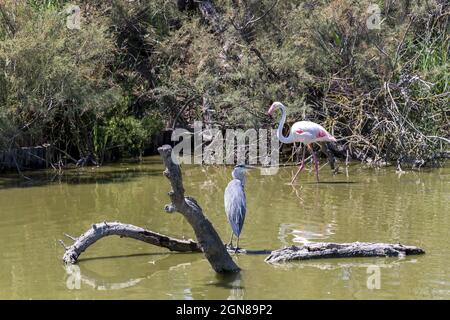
<box><xmin>265</xmin><ymin>242</ymin><xmax>425</xmax><ymax>264</ymax></box>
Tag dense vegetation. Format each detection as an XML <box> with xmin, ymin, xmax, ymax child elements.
<box><xmin>0</xmin><ymin>0</ymin><xmax>448</xmax><ymax>169</ymax></box>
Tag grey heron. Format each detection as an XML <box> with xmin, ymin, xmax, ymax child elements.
<box><xmin>224</xmin><ymin>165</ymin><xmax>252</xmax><ymax>252</ymax></box>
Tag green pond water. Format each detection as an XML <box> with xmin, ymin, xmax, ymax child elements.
<box><xmin>0</xmin><ymin>157</ymin><xmax>449</xmax><ymax>299</ymax></box>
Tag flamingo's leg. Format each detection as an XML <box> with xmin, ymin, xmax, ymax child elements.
<box><xmin>291</xmin><ymin>145</ymin><xmax>306</xmax><ymax>184</ymax></box>
<box><xmin>308</xmin><ymin>145</ymin><xmax>320</xmax><ymax>182</ymax></box>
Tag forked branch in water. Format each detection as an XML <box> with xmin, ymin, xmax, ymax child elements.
<box><xmin>62</xmin><ymin>145</ymin><xmax>240</xmax><ymax>273</ymax></box>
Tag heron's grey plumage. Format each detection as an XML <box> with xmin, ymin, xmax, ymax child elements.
<box><xmin>224</xmin><ymin>166</ymin><xmax>249</xmax><ymax>250</ymax></box>
<box><xmin>224</xmin><ymin>179</ymin><xmax>246</xmax><ymax>237</ymax></box>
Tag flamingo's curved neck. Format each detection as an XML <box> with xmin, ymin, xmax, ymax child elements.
<box><xmin>276</xmin><ymin>104</ymin><xmax>292</xmax><ymax>144</ymax></box>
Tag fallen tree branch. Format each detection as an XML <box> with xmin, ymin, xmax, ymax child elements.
<box><xmin>265</xmin><ymin>242</ymin><xmax>425</xmax><ymax>264</ymax></box>
<box><xmin>60</xmin><ymin>220</ymin><xmax>274</xmax><ymax>264</ymax></box>
<box><xmin>62</xmin><ymin>221</ymin><xmax>200</xmax><ymax>264</ymax></box>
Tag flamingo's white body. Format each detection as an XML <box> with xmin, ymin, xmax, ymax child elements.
<box><xmin>267</xmin><ymin>102</ymin><xmax>336</xmax><ymax>183</ymax></box>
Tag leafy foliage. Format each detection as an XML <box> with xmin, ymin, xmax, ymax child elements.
<box><xmin>0</xmin><ymin>0</ymin><xmax>448</xmax><ymax>168</ymax></box>
<box><xmin>151</xmin><ymin>0</ymin><xmax>448</xmax><ymax>164</ymax></box>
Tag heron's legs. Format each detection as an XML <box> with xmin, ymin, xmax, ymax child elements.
<box><xmin>228</xmin><ymin>233</ymin><xmax>234</xmax><ymax>248</ymax></box>
<box><xmin>235</xmin><ymin>237</ymin><xmax>240</xmax><ymax>253</ymax></box>
<box><xmin>308</xmin><ymin>145</ymin><xmax>320</xmax><ymax>183</ymax></box>
<box><xmin>291</xmin><ymin>145</ymin><xmax>306</xmax><ymax>184</ymax></box>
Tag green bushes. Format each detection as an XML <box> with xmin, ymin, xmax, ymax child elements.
<box><xmin>0</xmin><ymin>2</ymin><xmax>119</xmax><ymax>157</ymax></box>
<box><xmin>151</xmin><ymin>0</ymin><xmax>448</xmax><ymax>164</ymax></box>
<box><xmin>0</xmin><ymin>1</ymin><xmax>165</xmax><ymax>165</ymax></box>
<box><xmin>0</xmin><ymin>0</ymin><xmax>448</xmax><ymax>169</ymax></box>
<box><xmin>94</xmin><ymin>112</ymin><xmax>163</xmax><ymax>161</ymax></box>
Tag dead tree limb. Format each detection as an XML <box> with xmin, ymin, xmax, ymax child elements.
<box><xmin>62</xmin><ymin>222</ymin><xmax>201</xmax><ymax>264</ymax></box>
<box><xmin>59</xmin><ymin>220</ymin><xmax>272</xmax><ymax>264</ymax></box>
<box><xmin>62</xmin><ymin>145</ymin><xmax>240</xmax><ymax>273</ymax></box>
<box><xmin>265</xmin><ymin>242</ymin><xmax>425</xmax><ymax>264</ymax></box>
<box><xmin>158</xmin><ymin>145</ymin><xmax>240</xmax><ymax>273</ymax></box>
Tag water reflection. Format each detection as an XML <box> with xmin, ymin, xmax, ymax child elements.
<box><xmin>269</xmin><ymin>257</ymin><xmax>420</xmax><ymax>270</ymax></box>
<box><xmin>278</xmin><ymin>222</ymin><xmax>336</xmax><ymax>245</ymax></box>
<box><xmin>212</xmin><ymin>273</ymin><xmax>245</xmax><ymax>300</ymax></box>
<box><xmin>64</xmin><ymin>264</ymin><xmax>145</xmax><ymax>291</ymax></box>
<box><xmin>63</xmin><ymin>252</ymin><xmax>204</xmax><ymax>294</ymax></box>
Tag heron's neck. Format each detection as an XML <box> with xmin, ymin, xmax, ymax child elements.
<box><xmin>232</xmin><ymin>172</ymin><xmax>246</xmax><ymax>187</ymax></box>
<box><xmin>276</xmin><ymin>105</ymin><xmax>292</xmax><ymax>144</ymax></box>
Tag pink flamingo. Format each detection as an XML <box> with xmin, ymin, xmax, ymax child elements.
<box><xmin>267</xmin><ymin>102</ymin><xmax>337</xmax><ymax>184</ymax></box>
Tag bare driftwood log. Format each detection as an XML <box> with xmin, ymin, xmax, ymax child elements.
<box><xmin>158</xmin><ymin>145</ymin><xmax>240</xmax><ymax>273</ymax></box>
<box><xmin>265</xmin><ymin>242</ymin><xmax>425</xmax><ymax>264</ymax></box>
<box><xmin>60</xmin><ymin>220</ymin><xmax>272</xmax><ymax>264</ymax></box>
<box><xmin>61</xmin><ymin>222</ymin><xmax>201</xmax><ymax>264</ymax></box>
